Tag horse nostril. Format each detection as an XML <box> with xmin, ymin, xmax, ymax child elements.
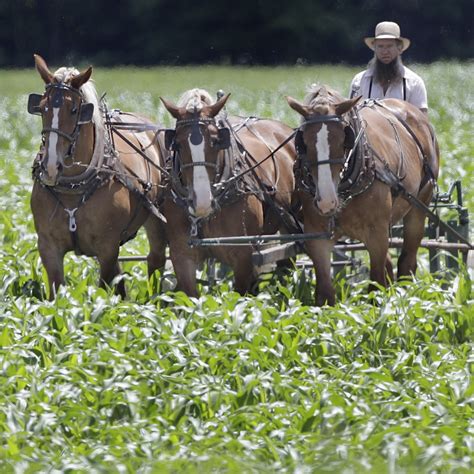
<box><xmin>313</xmin><ymin>197</ymin><xmax>338</xmax><ymax>217</ymax></box>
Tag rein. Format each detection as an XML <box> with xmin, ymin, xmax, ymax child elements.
<box><xmin>223</xmin><ymin>127</ymin><xmax>297</xmax><ymax>186</ymax></box>
<box><xmin>108</xmin><ymin>125</ymin><xmax>169</xmax><ymax>176</ymax></box>
<box><xmin>367</xmin><ymin>100</ymin><xmax>437</xmax><ymax>188</ymax></box>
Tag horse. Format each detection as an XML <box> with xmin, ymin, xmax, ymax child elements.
<box><xmin>286</xmin><ymin>85</ymin><xmax>440</xmax><ymax>306</ymax></box>
<box><xmin>28</xmin><ymin>54</ymin><xmax>167</xmax><ymax>299</ymax></box>
<box><xmin>159</xmin><ymin>88</ymin><xmax>300</xmax><ymax>295</ymax></box>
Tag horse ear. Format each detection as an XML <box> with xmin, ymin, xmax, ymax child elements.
<box><xmin>205</xmin><ymin>93</ymin><xmax>231</xmax><ymax>118</ymax></box>
<box><xmin>70</xmin><ymin>66</ymin><xmax>93</xmax><ymax>90</ymax></box>
<box><xmin>335</xmin><ymin>95</ymin><xmax>362</xmax><ymax>116</ymax></box>
<box><xmin>286</xmin><ymin>96</ymin><xmax>311</xmax><ymax>118</ymax></box>
<box><xmin>160</xmin><ymin>97</ymin><xmax>184</xmax><ymax>119</ymax></box>
<box><xmin>34</xmin><ymin>54</ymin><xmax>53</xmax><ymax>84</ymax></box>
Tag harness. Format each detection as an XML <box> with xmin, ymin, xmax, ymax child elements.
<box><xmin>164</xmin><ymin>114</ymin><xmax>302</xmax><ymax>237</ymax></box>
<box><xmin>29</xmin><ymin>84</ymin><xmax>166</xmax><ymax>254</ymax></box>
<box><xmin>294</xmin><ymin>99</ymin><xmax>436</xmax><ymax>215</ymax></box>
<box><xmin>294</xmin><ymin>110</ymin><xmax>375</xmax><ymax>209</ymax></box>
<box><xmin>163</xmin><ymin>115</ymin><xmax>239</xmax><ymax>214</ymax></box>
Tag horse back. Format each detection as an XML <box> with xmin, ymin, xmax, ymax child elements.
<box><xmin>111</xmin><ymin>113</ymin><xmax>165</xmax><ymax>202</ymax></box>
<box><xmin>366</xmin><ymin>99</ymin><xmax>440</xmax><ymax>180</ymax></box>
<box><xmin>230</xmin><ymin>116</ymin><xmax>294</xmax><ymax>152</ymax></box>
<box><xmin>230</xmin><ymin>116</ymin><xmax>296</xmax><ymax>203</ymax></box>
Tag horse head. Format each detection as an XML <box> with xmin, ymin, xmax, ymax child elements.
<box><xmin>29</xmin><ymin>54</ymin><xmax>97</xmax><ymax>186</ymax></box>
<box><xmin>287</xmin><ymin>86</ymin><xmax>361</xmax><ymax>216</ymax></box>
<box><xmin>161</xmin><ymin>89</ymin><xmax>231</xmax><ymax>219</ymax></box>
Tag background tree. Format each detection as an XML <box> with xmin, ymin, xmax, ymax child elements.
<box><xmin>0</xmin><ymin>0</ymin><xmax>471</xmax><ymax>67</ymax></box>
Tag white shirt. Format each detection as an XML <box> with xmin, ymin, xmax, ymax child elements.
<box><xmin>349</xmin><ymin>65</ymin><xmax>428</xmax><ymax>110</ymax></box>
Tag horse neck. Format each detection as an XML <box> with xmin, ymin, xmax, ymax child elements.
<box><xmin>60</xmin><ymin>118</ymin><xmax>106</xmax><ymax>182</ymax></box>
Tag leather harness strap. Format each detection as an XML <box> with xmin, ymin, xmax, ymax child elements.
<box><xmin>369</xmin><ymin>100</ymin><xmax>437</xmax><ymax>190</ymax></box>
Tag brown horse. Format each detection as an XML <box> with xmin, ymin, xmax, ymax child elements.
<box><xmin>287</xmin><ymin>85</ymin><xmax>440</xmax><ymax>306</ymax></box>
<box><xmin>28</xmin><ymin>55</ymin><xmax>167</xmax><ymax>298</ymax></box>
<box><xmin>160</xmin><ymin>88</ymin><xmax>299</xmax><ymax>295</ymax></box>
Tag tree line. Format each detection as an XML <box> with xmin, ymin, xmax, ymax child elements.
<box><xmin>1</xmin><ymin>0</ymin><xmax>472</xmax><ymax>68</ymax></box>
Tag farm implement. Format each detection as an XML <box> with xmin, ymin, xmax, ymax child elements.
<box><xmin>119</xmin><ymin>178</ymin><xmax>472</xmax><ymax>278</ymax></box>
<box><xmin>187</xmin><ymin>179</ymin><xmax>472</xmax><ymax>276</ymax></box>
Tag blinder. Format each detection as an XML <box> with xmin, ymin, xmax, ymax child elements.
<box><xmin>344</xmin><ymin>125</ymin><xmax>355</xmax><ymax>149</ymax></box>
<box><xmin>27</xmin><ymin>94</ymin><xmax>43</xmax><ymax>115</ymax></box>
<box><xmin>164</xmin><ymin>129</ymin><xmax>177</xmax><ymax>151</ymax></box>
<box><xmin>215</xmin><ymin>127</ymin><xmax>231</xmax><ymax>150</ymax></box>
<box><xmin>78</xmin><ymin>103</ymin><xmax>94</xmax><ymax>124</ymax></box>
<box><xmin>27</xmin><ymin>91</ymin><xmax>94</xmax><ymax>125</ymax></box>
<box><xmin>294</xmin><ymin>130</ymin><xmax>306</xmax><ymax>155</ymax></box>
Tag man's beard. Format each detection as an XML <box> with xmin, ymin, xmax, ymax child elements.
<box><xmin>369</xmin><ymin>56</ymin><xmax>404</xmax><ymax>85</ymax></box>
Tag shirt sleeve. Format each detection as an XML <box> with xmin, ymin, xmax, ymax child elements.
<box><xmin>408</xmin><ymin>77</ymin><xmax>428</xmax><ymax>110</ymax></box>
<box><xmin>349</xmin><ymin>72</ymin><xmax>362</xmax><ymax>99</ymax></box>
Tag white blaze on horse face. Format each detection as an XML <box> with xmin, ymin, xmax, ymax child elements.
<box><xmin>45</xmin><ymin>107</ymin><xmax>60</xmax><ymax>182</ymax></box>
<box><xmin>315</xmin><ymin>124</ymin><xmax>338</xmax><ymax>215</ymax></box>
<box><xmin>188</xmin><ymin>137</ymin><xmax>213</xmax><ymax>217</ymax></box>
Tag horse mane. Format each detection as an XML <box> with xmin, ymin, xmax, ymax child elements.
<box><xmin>304</xmin><ymin>83</ymin><xmax>345</xmax><ymax>115</ymax></box>
<box><xmin>177</xmin><ymin>88</ymin><xmax>214</xmax><ymax>113</ymax></box>
<box><xmin>52</xmin><ymin>67</ymin><xmax>102</xmax><ymax>126</ymax></box>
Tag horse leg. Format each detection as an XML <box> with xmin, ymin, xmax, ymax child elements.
<box><xmin>397</xmin><ymin>206</ymin><xmax>426</xmax><ymax>278</ymax></box>
<box><xmin>97</xmin><ymin>250</ymin><xmax>125</xmax><ymax>298</ymax></box>
<box><xmin>398</xmin><ymin>179</ymin><xmax>434</xmax><ymax>278</ymax></box>
<box><xmin>365</xmin><ymin>230</ymin><xmax>390</xmax><ymax>289</ymax></box>
<box><xmin>385</xmin><ymin>252</ymin><xmax>394</xmax><ymax>283</ymax></box>
<box><xmin>167</xmin><ymin>236</ymin><xmax>198</xmax><ymax>296</ymax></box>
<box><xmin>172</xmin><ymin>254</ymin><xmax>199</xmax><ymax>296</ymax></box>
<box><xmin>38</xmin><ymin>237</ymin><xmax>65</xmax><ymax>300</ymax></box>
<box><xmin>306</xmin><ymin>239</ymin><xmax>335</xmax><ymax>306</ymax></box>
<box><xmin>232</xmin><ymin>251</ymin><xmax>257</xmax><ymax>295</ymax></box>
<box><xmin>144</xmin><ymin>216</ymin><xmax>168</xmax><ymax>278</ymax></box>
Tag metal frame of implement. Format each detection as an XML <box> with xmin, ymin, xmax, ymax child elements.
<box><xmin>119</xmin><ymin>179</ymin><xmax>472</xmax><ymax>273</ymax></box>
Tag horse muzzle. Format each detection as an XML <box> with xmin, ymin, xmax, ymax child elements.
<box><xmin>313</xmin><ymin>196</ymin><xmax>339</xmax><ymax>217</ymax></box>
<box><xmin>188</xmin><ymin>187</ymin><xmax>215</xmax><ymax>219</ymax></box>
<box><xmin>188</xmin><ymin>204</ymin><xmax>213</xmax><ymax>219</ymax></box>
<box><xmin>38</xmin><ymin>159</ymin><xmax>62</xmax><ymax>186</ymax></box>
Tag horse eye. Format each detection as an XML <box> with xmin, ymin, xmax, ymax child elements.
<box><xmin>71</xmin><ymin>106</ymin><xmax>78</xmax><ymax>115</ymax></box>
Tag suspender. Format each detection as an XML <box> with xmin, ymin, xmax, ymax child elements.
<box><xmin>367</xmin><ymin>77</ymin><xmax>406</xmax><ymax>100</ymax></box>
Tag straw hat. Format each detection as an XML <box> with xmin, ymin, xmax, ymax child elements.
<box><xmin>364</xmin><ymin>21</ymin><xmax>410</xmax><ymax>52</ymax></box>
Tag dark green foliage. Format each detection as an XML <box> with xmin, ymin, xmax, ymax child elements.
<box><xmin>0</xmin><ymin>0</ymin><xmax>473</xmax><ymax>67</ymax></box>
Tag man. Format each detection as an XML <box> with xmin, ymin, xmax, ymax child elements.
<box><xmin>349</xmin><ymin>21</ymin><xmax>428</xmax><ymax>113</ymax></box>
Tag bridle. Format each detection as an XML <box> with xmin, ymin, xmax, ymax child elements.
<box><xmin>164</xmin><ymin>115</ymin><xmax>232</xmax><ymax>186</ymax></box>
<box><xmin>295</xmin><ymin>114</ymin><xmax>355</xmax><ymax>167</ymax></box>
<box><xmin>294</xmin><ymin>111</ymin><xmax>371</xmax><ymax>211</ymax></box>
<box><xmin>28</xmin><ymin>83</ymin><xmax>95</xmax><ymax>169</ymax></box>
